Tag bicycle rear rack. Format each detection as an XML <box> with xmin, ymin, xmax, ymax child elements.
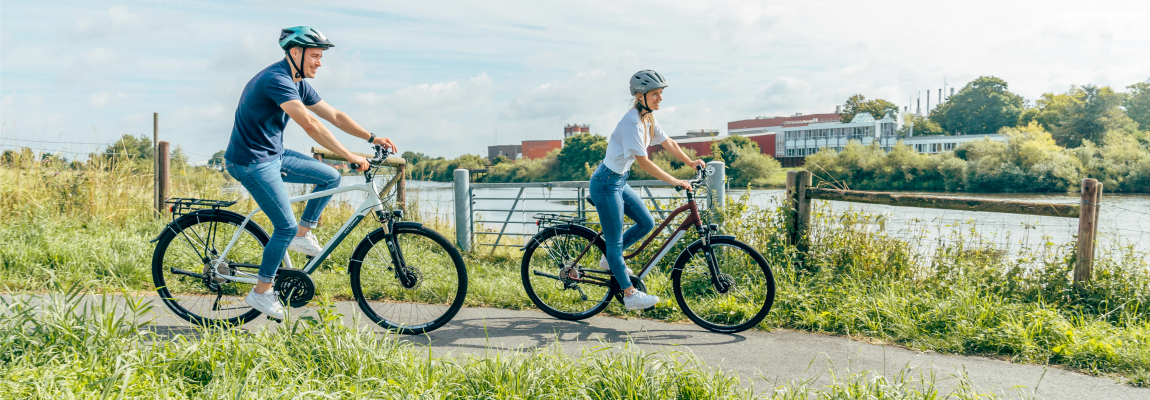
<box><xmin>533</xmin><ymin>213</ymin><xmax>586</xmax><ymax>228</ymax></box>
<box><xmin>166</xmin><ymin>198</ymin><xmax>237</xmax><ymax>219</ymax></box>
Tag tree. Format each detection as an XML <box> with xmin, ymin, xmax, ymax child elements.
<box><xmin>840</xmin><ymin>94</ymin><xmax>899</xmax><ymax>123</ymax></box>
<box><xmin>931</xmin><ymin>76</ymin><xmax>1024</xmax><ymax>135</ymax></box>
<box><xmin>208</xmin><ymin>151</ymin><xmax>226</xmax><ymax>168</ymax></box>
<box><xmin>1050</xmin><ymin>85</ymin><xmax>1135</xmax><ymax>147</ymax></box>
<box><xmin>1018</xmin><ymin>92</ymin><xmax>1073</xmax><ymax>133</ymax></box>
<box><xmin>554</xmin><ymin>133</ymin><xmax>607</xmax><ymax>180</ymax></box>
<box><xmin>104</xmin><ymin>134</ymin><xmax>153</xmax><ymax>160</ymax></box>
<box><xmin>710</xmin><ymin>135</ymin><xmax>759</xmax><ymax>167</ymax></box>
<box><xmin>401</xmin><ymin>151</ymin><xmax>429</xmax><ymax>165</ymax></box>
<box><xmin>171</xmin><ymin>145</ymin><xmax>190</xmax><ymax>171</ymax></box>
<box><xmin>1124</xmin><ymin>79</ymin><xmax>1150</xmax><ymax>131</ymax></box>
<box><xmin>898</xmin><ymin>113</ymin><xmax>945</xmax><ymax>137</ymax></box>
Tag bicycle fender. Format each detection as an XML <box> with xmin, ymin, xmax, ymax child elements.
<box><xmin>149</xmin><ymin>209</ymin><xmax>255</xmax><ymax>243</ymax></box>
<box><xmin>394</xmin><ymin>221</ymin><xmax>423</xmax><ymax>229</ymax></box>
<box><xmin>522</xmin><ymin>224</ymin><xmax>601</xmax><ymax>251</ymax></box>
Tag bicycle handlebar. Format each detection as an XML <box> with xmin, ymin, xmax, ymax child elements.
<box><xmin>350</xmin><ymin>145</ymin><xmax>394</xmax><ymax>171</ymax></box>
<box><xmin>675</xmin><ymin>164</ymin><xmax>709</xmax><ymax>192</ymax></box>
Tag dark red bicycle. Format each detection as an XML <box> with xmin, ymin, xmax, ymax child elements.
<box><xmin>520</xmin><ymin>166</ymin><xmax>775</xmax><ymax>333</ymax></box>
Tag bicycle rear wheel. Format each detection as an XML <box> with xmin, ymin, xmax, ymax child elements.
<box><xmin>671</xmin><ymin>237</ymin><xmax>775</xmax><ymax>333</ymax></box>
<box><xmin>349</xmin><ymin>224</ymin><xmax>467</xmax><ymax>334</ymax></box>
<box><xmin>521</xmin><ymin>225</ymin><xmax>614</xmax><ymax>320</ymax></box>
<box><xmin>151</xmin><ymin>211</ymin><xmax>267</xmax><ymax>327</ymax></box>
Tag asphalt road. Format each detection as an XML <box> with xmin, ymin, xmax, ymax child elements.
<box><xmin>127</xmin><ymin>298</ymin><xmax>1146</xmax><ymax>400</ymax></box>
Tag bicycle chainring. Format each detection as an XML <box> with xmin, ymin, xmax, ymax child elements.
<box><xmin>274</xmin><ymin>268</ymin><xmax>316</xmax><ymax>308</ymax></box>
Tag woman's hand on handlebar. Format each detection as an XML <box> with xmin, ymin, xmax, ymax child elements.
<box><xmin>689</xmin><ymin>159</ymin><xmax>706</xmax><ymax>169</ymax></box>
<box><xmin>673</xmin><ymin>179</ymin><xmax>692</xmax><ymax>191</ymax></box>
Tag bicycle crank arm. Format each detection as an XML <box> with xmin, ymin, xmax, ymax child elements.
<box><xmin>532</xmin><ymin>270</ymin><xmax>564</xmax><ymax>282</ymax></box>
<box><xmin>169</xmin><ymin>267</ymin><xmax>204</xmax><ymax>280</ymax></box>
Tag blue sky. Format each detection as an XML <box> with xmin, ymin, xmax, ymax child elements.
<box><xmin>3</xmin><ymin>0</ymin><xmax>1149</xmax><ymax>162</ymax></box>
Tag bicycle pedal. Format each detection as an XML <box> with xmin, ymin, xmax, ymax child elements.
<box><xmin>267</xmin><ymin>316</ymin><xmax>283</xmax><ymax>323</ymax></box>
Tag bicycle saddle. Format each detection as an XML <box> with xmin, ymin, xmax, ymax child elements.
<box><xmin>585</xmin><ymin>197</ymin><xmax>595</xmax><ymax>207</ymax></box>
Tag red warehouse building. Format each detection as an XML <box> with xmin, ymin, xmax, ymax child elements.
<box><xmin>521</xmin><ymin>140</ymin><xmax>563</xmax><ymax>159</ymax></box>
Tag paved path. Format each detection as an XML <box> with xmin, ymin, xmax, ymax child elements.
<box><xmin>132</xmin><ymin>298</ymin><xmax>1145</xmax><ymax>399</ymax></box>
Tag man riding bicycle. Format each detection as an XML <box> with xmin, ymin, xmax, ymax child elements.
<box><xmin>223</xmin><ymin>26</ymin><xmax>397</xmax><ymax>319</ymax></box>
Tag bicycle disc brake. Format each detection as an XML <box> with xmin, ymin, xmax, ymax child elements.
<box><xmin>274</xmin><ymin>268</ymin><xmax>316</xmax><ymax>308</ymax></box>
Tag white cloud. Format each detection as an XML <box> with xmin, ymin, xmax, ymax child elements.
<box><xmin>87</xmin><ymin>91</ymin><xmax>131</xmax><ymax>109</ymax></box>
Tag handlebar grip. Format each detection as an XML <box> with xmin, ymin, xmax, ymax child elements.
<box><xmin>675</xmin><ymin>185</ymin><xmax>685</xmax><ymax>192</ymax></box>
<box><xmin>350</xmin><ymin>163</ymin><xmax>361</xmax><ymax>170</ymax></box>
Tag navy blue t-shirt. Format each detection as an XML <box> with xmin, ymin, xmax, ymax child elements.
<box><xmin>224</xmin><ymin>59</ymin><xmax>322</xmax><ymax>165</ymax></box>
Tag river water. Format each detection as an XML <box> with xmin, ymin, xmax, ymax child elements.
<box><xmin>232</xmin><ymin>177</ymin><xmax>1150</xmax><ymax>257</ymax></box>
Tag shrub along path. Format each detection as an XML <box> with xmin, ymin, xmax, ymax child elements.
<box><xmin>132</xmin><ymin>297</ymin><xmax>1145</xmax><ymax>399</ymax></box>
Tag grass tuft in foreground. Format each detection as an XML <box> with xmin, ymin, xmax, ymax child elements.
<box><xmin>1</xmin><ymin>285</ymin><xmax>1036</xmax><ymax>399</ymax></box>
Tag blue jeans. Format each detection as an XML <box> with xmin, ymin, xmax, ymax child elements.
<box><xmin>589</xmin><ymin>163</ymin><xmax>656</xmax><ymax>291</ymax></box>
<box><xmin>225</xmin><ymin>149</ymin><xmax>342</xmax><ymax>283</ymax></box>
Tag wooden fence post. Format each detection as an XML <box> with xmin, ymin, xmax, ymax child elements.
<box><xmin>784</xmin><ymin>171</ymin><xmax>798</xmax><ymax>246</ymax></box>
<box><xmin>1074</xmin><ymin>178</ymin><xmax>1102</xmax><ymax>283</ymax></box>
<box><xmin>157</xmin><ymin>141</ymin><xmax>170</xmax><ymax>214</ymax></box>
<box><xmin>397</xmin><ymin>164</ymin><xmax>407</xmax><ymax>211</ymax></box>
<box><xmin>795</xmin><ymin>170</ymin><xmax>812</xmax><ymax>259</ymax></box>
<box><xmin>313</xmin><ymin>153</ymin><xmax>323</xmax><ymax>162</ymax></box>
<box><xmin>153</xmin><ymin>112</ymin><xmax>160</xmax><ymax>214</ymax></box>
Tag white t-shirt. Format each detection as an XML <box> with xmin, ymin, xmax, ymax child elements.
<box><xmin>602</xmin><ymin>108</ymin><xmax>669</xmax><ymax>174</ymax></box>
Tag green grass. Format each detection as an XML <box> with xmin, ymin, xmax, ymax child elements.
<box><xmin>0</xmin><ymin>286</ymin><xmax>1039</xmax><ymax>399</ymax></box>
<box><xmin>3</xmin><ymin>163</ymin><xmax>1150</xmax><ymax>387</ymax></box>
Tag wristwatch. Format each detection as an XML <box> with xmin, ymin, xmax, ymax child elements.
<box><xmin>367</xmin><ymin>133</ymin><xmax>376</xmax><ymax>144</ymax></box>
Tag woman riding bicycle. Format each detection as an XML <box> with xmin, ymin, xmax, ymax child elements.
<box><xmin>223</xmin><ymin>26</ymin><xmax>396</xmax><ymax>319</ymax></box>
<box><xmin>590</xmin><ymin>70</ymin><xmax>705</xmax><ymax>310</ymax></box>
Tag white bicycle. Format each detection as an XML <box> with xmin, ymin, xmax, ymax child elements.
<box><xmin>150</xmin><ymin>145</ymin><xmax>467</xmax><ymax>334</ymax></box>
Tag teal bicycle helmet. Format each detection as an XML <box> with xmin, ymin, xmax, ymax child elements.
<box><xmin>278</xmin><ymin>26</ymin><xmax>334</xmax><ymax>79</ymax></box>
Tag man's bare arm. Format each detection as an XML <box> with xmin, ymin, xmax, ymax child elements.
<box><xmin>308</xmin><ymin>100</ymin><xmax>396</xmax><ymax>151</ymax></box>
<box><xmin>280</xmin><ymin>99</ymin><xmax>361</xmax><ymax>163</ymax></box>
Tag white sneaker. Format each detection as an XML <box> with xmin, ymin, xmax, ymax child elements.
<box><xmin>288</xmin><ymin>232</ymin><xmax>322</xmax><ymax>257</ymax></box>
<box><xmin>600</xmin><ymin>255</ymin><xmax>634</xmax><ymax>276</ymax></box>
<box><xmin>245</xmin><ymin>287</ymin><xmax>286</xmax><ymax>319</ymax></box>
<box><xmin>623</xmin><ymin>290</ymin><xmax>660</xmax><ymax>310</ymax></box>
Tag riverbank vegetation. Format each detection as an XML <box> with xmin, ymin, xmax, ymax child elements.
<box><xmin>3</xmin><ymin>156</ymin><xmax>1149</xmax><ymax>386</ymax></box>
<box><xmin>400</xmin><ymin>132</ymin><xmax>786</xmax><ymax>187</ymax></box>
<box><xmin>809</xmin><ymin>76</ymin><xmax>1150</xmax><ymax>193</ymax></box>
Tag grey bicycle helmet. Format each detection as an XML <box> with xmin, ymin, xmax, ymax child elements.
<box><xmin>630</xmin><ymin>70</ymin><xmax>668</xmax><ymax>96</ymax></box>
<box><xmin>279</xmin><ymin>26</ymin><xmax>334</xmax><ymax>79</ymax></box>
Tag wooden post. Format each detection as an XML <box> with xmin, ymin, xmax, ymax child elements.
<box><xmin>795</xmin><ymin>170</ymin><xmax>813</xmax><ymax>259</ymax></box>
<box><xmin>157</xmin><ymin>141</ymin><xmax>170</xmax><ymax>213</ymax></box>
<box><xmin>396</xmin><ymin>164</ymin><xmax>407</xmax><ymax>211</ymax></box>
<box><xmin>153</xmin><ymin>112</ymin><xmax>160</xmax><ymax>213</ymax></box>
<box><xmin>784</xmin><ymin>171</ymin><xmax>798</xmax><ymax>246</ymax></box>
<box><xmin>1074</xmin><ymin>178</ymin><xmax>1102</xmax><ymax>283</ymax></box>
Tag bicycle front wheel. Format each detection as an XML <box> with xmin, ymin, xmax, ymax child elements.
<box><xmin>348</xmin><ymin>224</ymin><xmax>467</xmax><ymax>334</ymax></box>
<box><xmin>671</xmin><ymin>237</ymin><xmax>775</xmax><ymax>334</ymax></box>
<box><xmin>521</xmin><ymin>225</ymin><xmax>614</xmax><ymax>320</ymax></box>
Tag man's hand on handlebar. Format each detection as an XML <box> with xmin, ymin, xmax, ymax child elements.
<box><xmin>348</xmin><ymin>154</ymin><xmax>370</xmax><ymax>172</ymax></box>
<box><xmin>370</xmin><ymin>136</ymin><xmax>398</xmax><ymax>153</ymax></box>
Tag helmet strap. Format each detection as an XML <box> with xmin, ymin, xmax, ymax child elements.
<box><xmin>637</xmin><ymin>93</ymin><xmax>653</xmax><ymax>115</ymax></box>
<box><xmin>286</xmin><ymin>47</ymin><xmax>306</xmax><ymax>79</ymax></box>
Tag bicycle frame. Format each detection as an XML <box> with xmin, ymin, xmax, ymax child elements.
<box><xmin>210</xmin><ymin>170</ymin><xmax>401</xmax><ymax>285</ymax></box>
<box><xmin>562</xmin><ymin>190</ymin><xmax>705</xmax><ymax>287</ymax></box>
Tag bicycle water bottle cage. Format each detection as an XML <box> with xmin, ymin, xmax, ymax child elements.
<box><xmin>166</xmin><ymin>198</ymin><xmax>238</xmax><ymax>219</ymax></box>
<box><xmin>533</xmin><ymin>213</ymin><xmax>586</xmax><ymax>228</ymax></box>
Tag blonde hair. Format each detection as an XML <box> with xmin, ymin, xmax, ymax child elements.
<box><xmin>631</xmin><ymin>93</ymin><xmax>656</xmax><ymax>145</ymax></box>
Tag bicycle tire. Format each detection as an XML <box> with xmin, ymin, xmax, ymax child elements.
<box><xmin>521</xmin><ymin>225</ymin><xmax>615</xmax><ymax>321</ymax></box>
<box><xmin>349</xmin><ymin>224</ymin><xmax>467</xmax><ymax>334</ymax></box>
<box><xmin>151</xmin><ymin>211</ymin><xmax>268</xmax><ymax>327</ymax></box>
<box><xmin>671</xmin><ymin>237</ymin><xmax>775</xmax><ymax>334</ymax></box>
